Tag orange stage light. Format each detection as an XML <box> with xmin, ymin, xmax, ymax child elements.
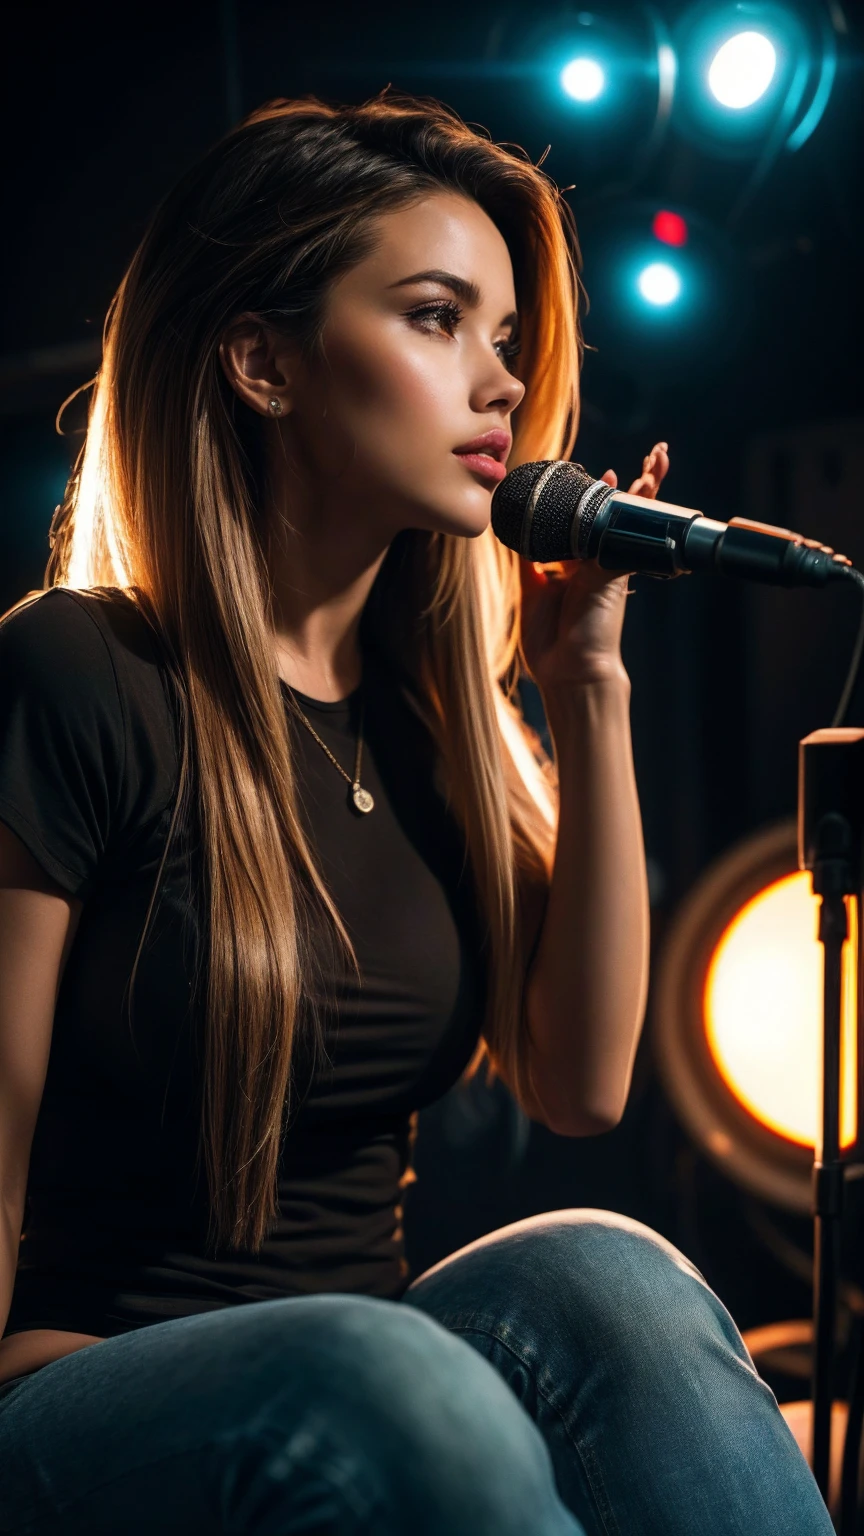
<box><xmin>704</xmin><ymin>873</ymin><xmax>857</xmax><ymax>1150</ymax></box>
<box><xmin>653</xmin><ymin>820</ymin><xmax>861</xmax><ymax>1212</ymax></box>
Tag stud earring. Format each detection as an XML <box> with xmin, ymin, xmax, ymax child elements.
<box><xmin>268</xmin><ymin>397</ymin><xmax>284</xmax><ymax>416</ymax></box>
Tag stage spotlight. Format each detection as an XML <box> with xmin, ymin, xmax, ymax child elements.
<box><xmin>670</xmin><ymin>0</ymin><xmax>838</xmax><ymax>158</ymax></box>
<box><xmin>637</xmin><ymin>261</ymin><xmax>682</xmax><ymax>306</ymax></box>
<box><xmin>707</xmin><ymin>29</ymin><xmax>777</xmax><ymax>108</ymax></box>
<box><xmin>706</xmin><ymin>872</ymin><xmax>857</xmax><ymax>1148</ymax></box>
<box><xmin>561</xmin><ymin>55</ymin><xmax>606</xmax><ymax>102</ymax></box>
<box><xmin>653</xmin><ymin>820</ymin><xmax>859</xmax><ymax>1212</ymax></box>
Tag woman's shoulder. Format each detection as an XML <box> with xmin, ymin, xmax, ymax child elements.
<box><xmin>0</xmin><ymin>587</ymin><xmax>182</xmax><ymax>896</ymax></box>
<box><xmin>0</xmin><ymin>584</ymin><xmax>111</xmax><ymax>658</ymax></box>
<box><xmin>0</xmin><ymin>586</ymin><xmax>176</xmax><ymax>727</ymax></box>
<box><xmin>0</xmin><ymin>585</ymin><xmax>181</xmax><ymax>827</ymax></box>
<box><xmin>1</xmin><ymin>584</ymin><xmax>151</xmax><ymax>673</ymax></box>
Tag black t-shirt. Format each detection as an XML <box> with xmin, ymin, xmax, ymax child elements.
<box><xmin>0</xmin><ymin>587</ymin><xmax>487</xmax><ymax>1338</ymax></box>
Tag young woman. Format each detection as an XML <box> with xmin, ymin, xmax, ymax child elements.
<box><xmin>0</xmin><ymin>92</ymin><xmax>831</xmax><ymax>1534</ymax></box>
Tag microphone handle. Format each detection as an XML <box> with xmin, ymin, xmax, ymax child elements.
<box><xmin>582</xmin><ymin>488</ymin><xmax>850</xmax><ymax>588</ymax></box>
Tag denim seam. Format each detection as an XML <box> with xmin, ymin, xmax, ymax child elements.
<box><xmin>449</xmin><ymin>1323</ymin><xmax>620</xmax><ymax>1536</ymax></box>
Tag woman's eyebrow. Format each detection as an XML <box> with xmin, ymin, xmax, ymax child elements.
<box><xmin>388</xmin><ymin>269</ymin><xmax>519</xmax><ymax>330</ymax></box>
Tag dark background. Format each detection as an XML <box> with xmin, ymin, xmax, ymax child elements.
<box><xmin>2</xmin><ymin>0</ymin><xmax>862</xmax><ymax>1383</ymax></box>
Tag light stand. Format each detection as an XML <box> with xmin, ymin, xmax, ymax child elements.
<box><xmin>799</xmin><ymin>728</ymin><xmax>864</xmax><ymax>1526</ymax></box>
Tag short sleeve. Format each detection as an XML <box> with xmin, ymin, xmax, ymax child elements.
<box><xmin>0</xmin><ymin>590</ymin><xmax>126</xmax><ymax>897</ymax></box>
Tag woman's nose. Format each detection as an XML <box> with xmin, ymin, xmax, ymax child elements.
<box><xmin>479</xmin><ymin>366</ymin><xmax>525</xmax><ymax>416</ymax></box>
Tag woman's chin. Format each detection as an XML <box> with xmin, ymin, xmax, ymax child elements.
<box><xmin>415</xmin><ymin>498</ymin><xmax>493</xmax><ymax>539</ymax></box>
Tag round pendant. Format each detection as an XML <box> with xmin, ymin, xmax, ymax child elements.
<box><xmin>352</xmin><ymin>785</ymin><xmax>374</xmax><ymax>814</ymax></box>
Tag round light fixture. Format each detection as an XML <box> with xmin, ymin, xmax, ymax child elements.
<box><xmin>707</xmin><ymin>29</ymin><xmax>777</xmax><ymax>109</ymax></box>
<box><xmin>561</xmin><ymin>57</ymin><xmax>606</xmax><ymax>102</ymax></box>
<box><xmin>653</xmin><ymin>819</ymin><xmax>859</xmax><ymax>1211</ymax></box>
<box><xmin>705</xmin><ymin>873</ymin><xmax>857</xmax><ymax>1148</ymax></box>
<box><xmin>637</xmin><ymin>261</ymin><xmax>682</xmax><ymax>306</ymax></box>
<box><xmin>668</xmin><ymin>1</ymin><xmax>830</xmax><ymax>160</ymax></box>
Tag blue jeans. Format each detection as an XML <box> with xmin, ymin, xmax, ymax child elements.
<box><xmin>0</xmin><ymin>1210</ymin><xmax>833</xmax><ymax>1534</ymax></box>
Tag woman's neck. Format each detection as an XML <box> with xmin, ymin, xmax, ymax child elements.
<box><xmin>261</xmin><ymin>485</ymin><xmax>391</xmax><ymax>703</ymax></box>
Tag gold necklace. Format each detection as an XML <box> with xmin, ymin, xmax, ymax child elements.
<box><xmin>284</xmin><ymin>686</ymin><xmax>375</xmax><ymax>814</ymax></box>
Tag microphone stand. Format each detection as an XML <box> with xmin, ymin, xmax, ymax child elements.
<box><xmin>799</xmin><ymin>729</ymin><xmax>864</xmax><ymax>1526</ymax></box>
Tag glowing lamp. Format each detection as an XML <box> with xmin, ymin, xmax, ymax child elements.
<box><xmin>707</xmin><ymin>30</ymin><xmax>777</xmax><ymax>109</ymax></box>
<box><xmin>637</xmin><ymin>262</ymin><xmax>682</xmax><ymax>306</ymax></box>
<box><xmin>705</xmin><ymin>873</ymin><xmax>857</xmax><ymax>1149</ymax></box>
<box><xmin>653</xmin><ymin>820</ymin><xmax>859</xmax><ymax>1211</ymax></box>
<box><xmin>561</xmin><ymin>57</ymin><xmax>605</xmax><ymax>102</ymax></box>
<box><xmin>652</xmin><ymin>210</ymin><xmax>689</xmax><ymax>248</ymax></box>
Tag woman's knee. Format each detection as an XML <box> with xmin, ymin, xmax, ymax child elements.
<box><xmin>0</xmin><ymin>1296</ymin><xmax>581</xmax><ymax>1534</ymax></box>
<box><xmin>2</xmin><ymin>1297</ymin><xmax>492</xmax><ymax>1476</ymax></box>
<box><xmin>176</xmin><ymin>1296</ymin><xmax>580</xmax><ymax>1533</ymax></box>
<box><xmin>407</xmin><ymin>1209</ymin><xmax>747</xmax><ymax>1379</ymax></box>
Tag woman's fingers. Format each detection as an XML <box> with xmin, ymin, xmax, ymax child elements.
<box><xmin>628</xmin><ymin>441</ymin><xmax>669</xmax><ymax>499</ymax></box>
<box><xmin>598</xmin><ymin>444</ymin><xmax>670</xmax><ymax>501</ymax></box>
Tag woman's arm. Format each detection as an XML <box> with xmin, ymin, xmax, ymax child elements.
<box><xmin>0</xmin><ymin>822</ymin><xmax>72</xmax><ymax>1342</ymax></box>
<box><xmin>521</xmin><ymin>667</ymin><xmax>649</xmax><ymax>1135</ymax></box>
<box><xmin>513</xmin><ymin>443</ymin><xmax>668</xmax><ymax>1136</ymax></box>
<box><xmin>0</xmin><ymin>822</ymin><xmax>104</xmax><ymax>1383</ymax></box>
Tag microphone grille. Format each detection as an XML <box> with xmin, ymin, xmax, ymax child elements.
<box><xmin>491</xmin><ymin>460</ymin><xmax>596</xmax><ymax>561</ymax></box>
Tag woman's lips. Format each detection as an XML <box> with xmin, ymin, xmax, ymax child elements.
<box><xmin>452</xmin><ymin>450</ymin><xmax>507</xmax><ymax>485</ymax></box>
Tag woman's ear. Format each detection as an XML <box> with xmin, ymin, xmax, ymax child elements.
<box><xmin>218</xmin><ymin>316</ymin><xmax>296</xmax><ymax>417</ymax></box>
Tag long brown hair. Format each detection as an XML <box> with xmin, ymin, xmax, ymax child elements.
<box><xmin>12</xmin><ymin>89</ymin><xmax>582</xmax><ymax>1252</ymax></box>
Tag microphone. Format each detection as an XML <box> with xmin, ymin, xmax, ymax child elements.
<box><xmin>491</xmin><ymin>460</ymin><xmax>855</xmax><ymax>588</ymax></box>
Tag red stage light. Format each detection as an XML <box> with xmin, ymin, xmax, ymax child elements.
<box><xmin>652</xmin><ymin>210</ymin><xmax>688</xmax><ymax>247</ymax></box>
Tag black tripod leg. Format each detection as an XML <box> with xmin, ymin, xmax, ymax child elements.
<box><xmin>813</xmin><ymin>1197</ymin><xmax>841</xmax><ymax>1498</ymax></box>
<box><xmin>840</xmin><ymin>1311</ymin><xmax>864</xmax><ymax>1536</ymax></box>
<box><xmin>813</xmin><ymin>896</ymin><xmax>846</xmax><ymax>1500</ymax></box>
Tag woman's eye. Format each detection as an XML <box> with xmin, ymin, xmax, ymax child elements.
<box><xmin>498</xmin><ymin>338</ymin><xmax>522</xmax><ymax>371</ymax></box>
<box><xmin>407</xmin><ymin>301</ymin><xmax>522</xmax><ymax>371</ymax></box>
<box><xmin>407</xmin><ymin>300</ymin><xmax>463</xmax><ymax>335</ymax></box>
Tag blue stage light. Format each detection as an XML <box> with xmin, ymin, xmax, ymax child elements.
<box><xmin>576</xmin><ymin>200</ymin><xmax>749</xmax><ymax>387</ymax></box>
<box><xmin>669</xmin><ymin>0</ymin><xmax>836</xmax><ymax>159</ymax></box>
<box><xmin>637</xmin><ymin>262</ymin><xmax>682</xmax><ymax>306</ymax></box>
<box><xmin>708</xmin><ymin>29</ymin><xmax>777</xmax><ymax>108</ymax></box>
<box><xmin>561</xmin><ymin>56</ymin><xmax>606</xmax><ymax>101</ymax></box>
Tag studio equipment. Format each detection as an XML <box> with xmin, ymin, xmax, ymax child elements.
<box><xmin>653</xmin><ymin>818</ymin><xmax>857</xmax><ymax>1214</ymax></box>
<box><xmin>491</xmin><ymin>458</ymin><xmax>856</xmax><ymax>592</ymax></box>
<box><xmin>671</xmin><ymin>0</ymin><xmax>840</xmax><ymax>156</ymax></box>
<box><xmin>798</xmin><ymin>727</ymin><xmax>864</xmax><ymax>1523</ymax></box>
<box><xmin>646</xmin><ymin>734</ymin><xmax>864</xmax><ymax>1521</ymax></box>
<box><xmin>654</xmin><ymin>811</ymin><xmax>864</xmax><ymax>1525</ymax></box>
